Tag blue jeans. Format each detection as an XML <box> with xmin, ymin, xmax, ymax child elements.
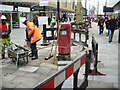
<box><xmin>109</xmin><ymin>30</ymin><xmax>114</xmax><ymax>41</ymax></box>
<box><xmin>99</xmin><ymin>26</ymin><xmax>104</xmax><ymax>35</ymax></box>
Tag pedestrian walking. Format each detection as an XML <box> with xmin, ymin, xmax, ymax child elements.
<box><xmin>51</xmin><ymin>16</ymin><xmax>56</xmax><ymax>27</ymax></box>
<box><xmin>105</xmin><ymin>16</ymin><xmax>111</xmax><ymax>37</ymax></box>
<box><xmin>0</xmin><ymin>15</ymin><xmax>11</xmax><ymax>59</ymax></box>
<box><xmin>108</xmin><ymin>16</ymin><xmax>118</xmax><ymax>43</ymax></box>
<box><xmin>98</xmin><ymin>17</ymin><xmax>105</xmax><ymax>35</ymax></box>
<box><xmin>48</xmin><ymin>17</ymin><xmax>51</xmax><ymax>26</ymax></box>
<box><xmin>22</xmin><ymin>19</ymin><xmax>42</xmax><ymax>60</ymax></box>
<box><xmin>89</xmin><ymin>17</ymin><xmax>92</xmax><ymax>28</ymax></box>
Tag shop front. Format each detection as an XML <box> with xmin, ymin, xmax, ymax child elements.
<box><xmin>0</xmin><ymin>4</ymin><xmax>30</xmax><ymax>29</ymax></box>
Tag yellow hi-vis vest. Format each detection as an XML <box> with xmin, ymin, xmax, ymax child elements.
<box><xmin>51</xmin><ymin>18</ymin><xmax>56</xmax><ymax>23</ymax></box>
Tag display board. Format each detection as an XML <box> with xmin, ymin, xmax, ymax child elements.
<box><xmin>38</xmin><ymin>16</ymin><xmax>48</xmax><ymax>25</ymax></box>
<box><xmin>19</xmin><ymin>17</ymin><xmax>26</xmax><ymax>28</ymax></box>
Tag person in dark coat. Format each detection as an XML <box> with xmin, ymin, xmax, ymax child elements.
<box><xmin>108</xmin><ymin>16</ymin><xmax>118</xmax><ymax>43</ymax></box>
<box><xmin>105</xmin><ymin>16</ymin><xmax>111</xmax><ymax>36</ymax></box>
<box><xmin>98</xmin><ymin>17</ymin><xmax>105</xmax><ymax>35</ymax></box>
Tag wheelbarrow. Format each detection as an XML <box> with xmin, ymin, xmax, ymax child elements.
<box><xmin>7</xmin><ymin>42</ymin><xmax>29</xmax><ymax>69</ymax></box>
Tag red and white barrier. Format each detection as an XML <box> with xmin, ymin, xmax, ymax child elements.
<box><xmin>34</xmin><ymin>55</ymin><xmax>87</xmax><ymax>89</ymax></box>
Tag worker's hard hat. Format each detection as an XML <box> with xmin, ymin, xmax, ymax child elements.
<box><xmin>1</xmin><ymin>15</ymin><xmax>6</xmax><ymax>20</ymax></box>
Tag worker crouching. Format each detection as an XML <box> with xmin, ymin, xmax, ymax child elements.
<box><xmin>22</xmin><ymin>19</ymin><xmax>42</xmax><ymax>60</ymax></box>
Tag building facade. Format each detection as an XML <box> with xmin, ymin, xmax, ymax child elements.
<box><xmin>0</xmin><ymin>0</ymin><xmax>75</xmax><ymax>28</ymax></box>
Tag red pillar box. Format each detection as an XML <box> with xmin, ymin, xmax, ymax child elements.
<box><xmin>58</xmin><ymin>23</ymin><xmax>71</xmax><ymax>60</ymax></box>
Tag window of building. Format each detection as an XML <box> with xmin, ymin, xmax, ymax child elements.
<box><xmin>62</xmin><ymin>0</ymin><xmax>67</xmax><ymax>8</ymax></box>
<box><xmin>69</xmin><ymin>0</ymin><xmax>71</xmax><ymax>9</ymax></box>
<box><xmin>53</xmin><ymin>0</ymin><xmax>57</xmax><ymax>5</ymax></box>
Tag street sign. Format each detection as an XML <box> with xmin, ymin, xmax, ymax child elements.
<box><xmin>38</xmin><ymin>16</ymin><xmax>48</xmax><ymax>25</ymax></box>
<box><xmin>103</xmin><ymin>6</ymin><xmax>113</xmax><ymax>12</ymax></box>
<box><xmin>39</xmin><ymin>0</ymin><xmax>48</xmax><ymax>6</ymax></box>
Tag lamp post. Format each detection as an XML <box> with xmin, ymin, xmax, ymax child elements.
<box><xmin>43</xmin><ymin>6</ymin><xmax>47</xmax><ymax>43</ymax></box>
<box><xmin>85</xmin><ymin>0</ymin><xmax>87</xmax><ymax>21</ymax></box>
<box><xmin>105</xmin><ymin>0</ymin><xmax>107</xmax><ymax>16</ymax></box>
<box><xmin>96</xmin><ymin>0</ymin><xmax>99</xmax><ymax>21</ymax></box>
<box><xmin>57</xmin><ymin>0</ymin><xmax>60</xmax><ymax>37</ymax></box>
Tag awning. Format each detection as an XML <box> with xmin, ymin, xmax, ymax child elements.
<box><xmin>1</xmin><ymin>0</ymin><xmax>75</xmax><ymax>13</ymax></box>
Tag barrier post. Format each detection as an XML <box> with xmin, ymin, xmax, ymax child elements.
<box><xmin>73</xmin><ymin>69</ymin><xmax>79</xmax><ymax>90</ymax></box>
<box><xmin>89</xmin><ymin>35</ymin><xmax>106</xmax><ymax>75</ymax></box>
<box><xmin>79</xmin><ymin>52</ymin><xmax>89</xmax><ymax>89</ymax></box>
<box><xmin>55</xmin><ymin>82</ymin><xmax>64</xmax><ymax>90</ymax></box>
<box><xmin>94</xmin><ymin>41</ymin><xmax>98</xmax><ymax>74</ymax></box>
<box><xmin>74</xmin><ymin>32</ymin><xmax>76</xmax><ymax>40</ymax></box>
<box><xmin>79</xmin><ymin>33</ymin><xmax>81</xmax><ymax>42</ymax></box>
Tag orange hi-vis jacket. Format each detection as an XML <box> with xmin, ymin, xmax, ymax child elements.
<box><xmin>26</xmin><ymin>21</ymin><xmax>42</xmax><ymax>44</ymax></box>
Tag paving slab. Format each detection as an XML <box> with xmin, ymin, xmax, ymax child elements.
<box><xmin>2</xmin><ymin>74</ymin><xmax>17</xmax><ymax>83</ymax></box>
<box><xmin>18</xmin><ymin>66</ymin><xmax>39</xmax><ymax>73</ymax></box>
<box><xmin>40</xmin><ymin>63</ymin><xmax>58</xmax><ymax>69</ymax></box>
<box><xmin>87</xmin><ymin>80</ymin><xmax>113</xmax><ymax>88</ymax></box>
<box><xmin>93</xmin><ymin>75</ymin><xmax>118</xmax><ymax>83</ymax></box>
<box><xmin>13</xmin><ymin>70</ymin><xmax>27</xmax><ymax>76</ymax></box>
<box><xmin>58</xmin><ymin>61</ymin><xmax>72</xmax><ymax>66</ymax></box>
<box><xmin>36</xmin><ymin>66</ymin><xmax>53</xmax><ymax>75</ymax></box>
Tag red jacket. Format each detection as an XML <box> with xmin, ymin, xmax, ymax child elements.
<box><xmin>0</xmin><ymin>23</ymin><xmax>9</xmax><ymax>39</ymax></box>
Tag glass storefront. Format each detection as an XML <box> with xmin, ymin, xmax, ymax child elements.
<box><xmin>62</xmin><ymin>0</ymin><xmax>67</xmax><ymax>8</ymax></box>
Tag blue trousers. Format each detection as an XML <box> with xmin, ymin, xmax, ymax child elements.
<box><xmin>109</xmin><ymin>30</ymin><xmax>115</xmax><ymax>41</ymax></box>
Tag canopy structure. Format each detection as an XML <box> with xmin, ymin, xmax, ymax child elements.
<box><xmin>0</xmin><ymin>0</ymin><xmax>75</xmax><ymax>13</ymax></box>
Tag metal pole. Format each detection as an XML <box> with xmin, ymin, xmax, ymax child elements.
<box><xmin>97</xmin><ymin>0</ymin><xmax>99</xmax><ymax>20</ymax></box>
<box><xmin>85</xmin><ymin>0</ymin><xmax>87</xmax><ymax>21</ymax></box>
<box><xmin>57</xmin><ymin>0</ymin><xmax>60</xmax><ymax>37</ymax></box>
<box><xmin>43</xmin><ymin>6</ymin><xmax>47</xmax><ymax>43</ymax></box>
<box><xmin>105</xmin><ymin>0</ymin><xmax>107</xmax><ymax>16</ymax></box>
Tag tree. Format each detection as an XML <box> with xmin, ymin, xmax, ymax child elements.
<box><xmin>76</xmin><ymin>0</ymin><xmax>83</xmax><ymax>24</ymax></box>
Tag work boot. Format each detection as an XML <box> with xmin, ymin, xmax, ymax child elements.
<box><xmin>8</xmin><ymin>54</ymin><xmax>11</xmax><ymax>58</ymax></box>
<box><xmin>31</xmin><ymin>51</ymin><xmax>38</xmax><ymax>60</ymax></box>
<box><xmin>32</xmin><ymin>56</ymin><xmax>38</xmax><ymax>60</ymax></box>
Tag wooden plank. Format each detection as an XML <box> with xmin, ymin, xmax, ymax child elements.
<box><xmin>37</xmin><ymin>44</ymin><xmax>54</xmax><ymax>50</ymax></box>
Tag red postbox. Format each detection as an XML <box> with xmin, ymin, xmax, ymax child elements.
<box><xmin>58</xmin><ymin>23</ymin><xmax>71</xmax><ymax>60</ymax></box>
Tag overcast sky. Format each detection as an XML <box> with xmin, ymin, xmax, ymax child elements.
<box><xmin>75</xmin><ymin>0</ymin><xmax>119</xmax><ymax>15</ymax></box>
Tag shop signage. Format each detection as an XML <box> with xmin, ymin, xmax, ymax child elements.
<box><xmin>103</xmin><ymin>6</ymin><xmax>113</xmax><ymax>12</ymax></box>
<box><xmin>39</xmin><ymin>0</ymin><xmax>48</xmax><ymax>6</ymax></box>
